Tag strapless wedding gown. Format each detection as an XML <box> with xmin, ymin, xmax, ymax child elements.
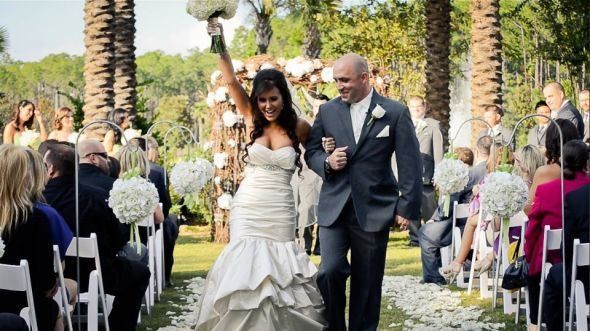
<box><xmin>195</xmin><ymin>143</ymin><xmax>326</xmax><ymax>331</ymax></box>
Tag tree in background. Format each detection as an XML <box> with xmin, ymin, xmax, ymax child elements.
<box><xmin>113</xmin><ymin>0</ymin><xmax>137</xmax><ymax>114</ymax></box>
<box><xmin>83</xmin><ymin>0</ymin><xmax>116</xmax><ymax>138</ymax></box>
<box><xmin>287</xmin><ymin>0</ymin><xmax>341</xmax><ymax>59</ymax></box>
<box><xmin>469</xmin><ymin>0</ymin><xmax>502</xmax><ymax>145</ymax></box>
<box><xmin>424</xmin><ymin>0</ymin><xmax>451</xmax><ymax>146</ymax></box>
<box><xmin>245</xmin><ymin>0</ymin><xmax>277</xmax><ymax>54</ymax></box>
<box><xmin>0</xmin><ymin>26</ymin><xmax>7</xmax><ymax>54</ymax></box>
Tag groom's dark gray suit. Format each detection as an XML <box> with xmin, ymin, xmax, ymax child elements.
<box><xmin>305</xmin><ymin>91</ymin><xmax>422</xmax><ymax>331</ymax></box>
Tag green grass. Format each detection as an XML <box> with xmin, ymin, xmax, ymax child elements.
<box><xmin>138</xmin><ymin>226</ymin><xmax>525</xmax><ymax>330</ymax></box>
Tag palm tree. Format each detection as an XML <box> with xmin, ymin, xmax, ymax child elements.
<box><xmin>245</xmin><ymin>0</ymin><xmax>285</xmax><ymax>54</ymax></box>
<box><xmin>83</xmin><ymin>0</ymin><xmax>116</xmax><ymax>138</ymax></box>
<box><xmin>113</xmin><ymin>0</ymin><xmax>137</xmax><ymax>114</ymax></box>
<box><xmin>470</xmin><ymin>0</ymin><xmax>503</xmax><ymax>146</ymax></box>
<box><xmin>0</xmin><ymin>26</ymin><xmax>7</xmax><ymax>54</ymax></box>
<box><xmin>297</xmin><ymin>0</ymin><xmax>341</xmax><ymax>59</ymax></box>
<box><xmin>424</xmin><ymin>0</ymin><xmax>451</xmax><ymax>146</ymax></box>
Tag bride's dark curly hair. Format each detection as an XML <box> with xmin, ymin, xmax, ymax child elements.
<box><xmin>243</xmin><ymin>69</ymin><xmax>302</xmax><ymax>173</ymax></box>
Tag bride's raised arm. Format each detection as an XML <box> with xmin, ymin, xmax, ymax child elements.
<box><xmin>207</xmin><ymin>22</ymin><xmax>252</xmax><ymax>121</ymax></box>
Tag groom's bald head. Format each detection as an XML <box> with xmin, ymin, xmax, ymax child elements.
<box><xmin>334</xmin><ymin>53</ymin><xmax>369</xmax><ymax>77</ymax></box>
<box><xmin>333</xmin><ymin>53</ymin><xmax>371</xmax><ymax>104</ymax></box>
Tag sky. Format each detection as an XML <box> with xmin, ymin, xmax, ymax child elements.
<box><xmin>0</xmin><ymin>0</ymin><xmax>365</xmax><ymax>62</ymax></box>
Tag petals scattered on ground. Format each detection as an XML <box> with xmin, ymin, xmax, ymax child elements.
<box><xmin>381</xmin><ymin>275</ymin><xmax>505</xmax><ymax>330</ymax></box>
<box><xmin>156</xmin><ymin>277</ymin><xmax>205</xmax><ymax>331</ymax></box>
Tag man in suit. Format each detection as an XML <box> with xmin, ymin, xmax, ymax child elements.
<box><xmin>78</xmin><ymin>139</ymin><xmax>114</xmax><ymax>195</ymax></box>
<box><xmin>579</xmin><ymin>89</ymin><xmax>589</xmax><ymax>143</ymax></box>
<box><xmin>527</xmin><ymin>101</ymin><xmax>551</xmax><ymax>147</ymax></box>
<box><xmin>478</xmin><ymin>105</ymin><xmax>513</xmax><ymax>146</ymax></box>
<box><xmin>408</xmin><ymin>96</ymin><xmax>443</xmax><ymax>246</ymax></box>
<box><xmin>542</xmin><ymin>183</ymin><xmax>589</xmax><ymax>330</ymax></box>
<box><xmin>305</xmin><ymin>53</ymin><xmax>422</xmax><ymax>331</ymax></box>
<box><xmin>543</xmin><ymin>82</ymin><xmax>585</xmax><ymax>138</ymax></box>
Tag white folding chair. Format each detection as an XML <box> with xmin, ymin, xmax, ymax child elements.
<box><xmin>468</xmin><ymin>210</ymin><xmax>493</xmax><ymax>296</ymax></box>
<box><xmin>52</xmin><ymin>245</ymin><xmax>73</xmax><ymax>331</ymax></box>
<box><xmin>450</xmin><ymin>202</ymin><xmax>470</xmax><ymax>288</ymax></box>
<box><xmin>66</xmin><ymin>233</ymin><xmax>110</xmax><ymax>331</ymax></box>
<box><xmin>0</xmin><ymin>260</ymin><xmax>38</xmax><ymax>331</ymax></box>
<box><xmin>515</xmin><ymin>217</ymin><xmax>530</xmax><ymax>326</ymax></box>
<box><xmin>537</xmin><ymin>225</ymin><xmax>563</xmax><ymax>328</ymax></box>
<box><xmin>155</xmin><ymin>225</ymin><xmax>165</xmax><ymax>300</ymax></box>
<box><xmin>137</xmin><ymin>214</ymin><xmax>156</xmax><ymax>311</ymax></box>
<box><xmin>568</xmin><ymin>240</ymin><xmax>589</xmax><ymax>331</ymax></box>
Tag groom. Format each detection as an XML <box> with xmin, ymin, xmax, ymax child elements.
<box><xmin>305</xmin><ymin>53</ymin><xmax>422</xmax><ymax>331</ymax></box>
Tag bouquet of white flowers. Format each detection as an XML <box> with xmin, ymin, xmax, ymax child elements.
<box><xmin>108</xmin><ymin>171</ymin><xmax>159</xmax><ymax>253</ymax></box>
<box><xmin>170</xmin><ymin>158</ymin><xmax>214</xmax><ymax>211</ymax></box>
<box><xmin>433</xmin><ymin>157</ymin><xmax>470</xmax><ymax>216</ymax></box>
<box><xmin>480</xmin><ymin>172</ymin><xmax>528</xmax><ymax>219</ymax></box>
<box><xmin>19</xmin><ymin>129</ymin><xmax>40</xmax><ymax>148</ymax></box>
<box><xmin>186</xmin><ymin>0</ymin><xmax>238</xmax><ymax>53</ymax></box>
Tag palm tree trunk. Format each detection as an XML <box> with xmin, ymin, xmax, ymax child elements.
<box><xmin>255</xmin><ymin>13</ymin><xmax>272</xmax><ymax>55</ymax></box>
<box><xmin>114</xmin><ymin>0</ymin><xmax>137</xmax><ymax>114</ymax></box>
<box><xmin>304</xmin><ymin>20</ymin><xmax>322</xmax><ymax>59</ymax></box>
<box><xmin>425</xmin><ymin>0</ymin><xmax>451</xmax><ymax>148</ymax></box>
<box><xmin>470</xmin><ymin>0</ymin><xmax>503</xmax><ymax>147</ymax></box>
<box><xmin>83</xmin><ymin>0</ymin><xmax>115</xmax><ymax>138</ymax></box>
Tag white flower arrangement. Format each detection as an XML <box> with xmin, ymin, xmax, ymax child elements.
<box><xmin>122</xmin><ymin>128</ymin><xmax>142</xmax><ymax>144</ymax></box>
<box><xmin>0</xmin><ymin>235</ymin><xmax>5</xmax><ymax>258</ymax></box>
<box><xmin>285</xmin><ymin>57</ymin><xmax>314</xmax><ymax>78</ymax></box>
<box><xmin>480</xmin><ymin>172</ymin><xmax>528</xmax><ymax>219</ymax></box>
<box><xmin>108</xmin><ymin>177</ymin><xmax>160</xmax><ymax>225</ymax></box>
<box><xmin>214</xmin><ymin>176</ymin><xmax>222</xmax><ymax>186</ymax></box>
<box><xmin>206</xmin><ymin>92</ymin><xmax>216</xmax><ymax>108</ymax></box>
<box><xmin>214</xmin><ymin>87</ymin><xmax>228</xmax><ymax>103</ymax></box>
<box><xmin>202</xmin><ymin>141</ymin><xmax>214</xmax><ymax>151</ymax></box>
<box><xmin>277</xmin><ymin>58</ymin><xmax>288</xmax><ymax>67</ymax></box>
<box><xmin>321</xmin><ymin>67</ymin><xmax>334</xmax><ymax>83</ymax></box>
<box><xmin>227</xmin><ymin>139</ymin><xmax>237</xmax><ymax>148</ymax></box>
<box><xmin>260</xmin><ymin>62</ymin><xmax>275</xmax><ymax>70</ymax></box>
<box><xmin>186</xmin><ymin>0</ymin><xmax>238</xmax><ymax>21</ymax></box>
<box><xmin>213</xmin><ymin>152</ymin><xmax>228</xmax><ymax>169</ymax></box>
<box><xmin>222</xmin><ymin>111</ymin><xmax>238</xmax><ymax>127</ymax></box>
<box><xmin>232</xmin><ymin>60</ymin><xmax>244</xmax><ymax>72</ymax></box>
<box><xmin>375</xmin><ymin>76</ymin><xmax>384</xmax><ymax>86</ymax></box>
<box><xmin>210</xmin><ymin>70</ymin><xmax>222</xmax><ymax>85</ymax></box>
<box><xmin>247</xmin><ymin>71</ymin><xmax>257</xmax><ymax>79</ymax></box>
<box><xmin>433</xmin><ymin>159</ymin><xmax>470</xmax><ymax>194</ymax></box>
<box><xmin>310</xmin><ymin>74</ymin><xmax>319</xmax><ymax>84</ymax></box>
<box><xmin>169</xmin><ymin>158</ymin><xmax>214</xmax><ymax>196</ymax></box>
<box><xmin>217</xmin><ymin>192</ymin><xmax>232</xmax><ymax>210</ymax></box>
<box><xmin>18</xmin><ymin>129</ymin><xmax>40</xmax><ymax>148</ymax></box>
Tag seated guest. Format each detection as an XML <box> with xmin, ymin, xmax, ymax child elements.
<box><xmin>542</xmin><ymin>182</ymin><xmax>590</xmax><ymax>330</ymax></box>
<box><xmin>42</xmin><ymin>143</ymin><xmax>150</xmax><ymax>331</ymax></box>
<box><xmin>419</xmin><ymin>146</ymin><xmax>482</xmax><ymax>284</ymax></box>
<box><xmin>78</xmin><ymin>139</ymin><xmax>114</xmax><ymax>194</ymax></box>
<box><xmin>24</xmin><ymin>148</ymin><xmax>77</xmax><ymax>307</ymax></box>
<box><xmin>524</xmin><ymin>140</ymin><xmax>590</xmax><ymax>329</ymax></box>
<box><xmin>0</xmin><ymin>145</ymin><xmax>62</xmax><ymax>331</ymax></box>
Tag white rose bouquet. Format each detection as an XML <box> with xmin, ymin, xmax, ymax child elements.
<box><xmin>186</xmin><ymin>0</ymin><xmax>238</xmax><ymax>53</ymax></box>
<box><xmin>108</xmin><ymin>174</ymin><xmax>159</xmax><ymax>253</ymax></box>
<box><xmin>433</xmin><ymin>150</ymin><xmax>470</xmax><ymax>216</ymax></box>
<box><xmin>19</xmin><ymin>129</ymin><xmax>41</xmax><ymax>148</ymax></box>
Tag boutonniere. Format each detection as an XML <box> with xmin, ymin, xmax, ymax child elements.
<box><xmin>367</xmin><ymin>105</ymin><xmax>386</xmax><ymax>127</ymax></box>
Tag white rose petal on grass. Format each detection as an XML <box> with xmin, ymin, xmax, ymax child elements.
<box><xmin>222</xmin><ymin>111</ymin><xmax>238</xmax><ymax>127</ymax></box>
<box><xmin>433</xmin><ymin>159</ymin><xmax>470</xmax><ymax>194</ymax></box>
<box><xmin>213</xmin><ymin>152</ymin><xmax>228</xmax><ymax>169</ymax></box>
<box><xmin>108</xmin><ymin>177</ymin><xmax>159</xmax><ymax>225</ymax></box>
<box><xmin>480</xmin><ymin>172</ymin><xmax>529</xmax><ymax>218</ymax></box>
<box><xmin>217</xmin><ymin>193</ymin><xmax>233</xmax><ymax>210</ymax></box>
<box><xmin>185</xmin><ymin>0</ymin><xmax>238</xmax><ymax>21</ymax></box>
<box><xmin>169</xmin><ymin>159</ymin><xmax>214</xmax><ymax>196</ymax></box>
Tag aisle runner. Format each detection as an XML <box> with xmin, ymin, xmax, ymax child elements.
<box><xmin>382</xmin><ymin>275</ymin><xmax>505</xmax><ymax>330</ymax></box>
<box><xmin>158</xmin><ymin>275</ymin><xmax>506</xmax><ymax>330</ymax></box>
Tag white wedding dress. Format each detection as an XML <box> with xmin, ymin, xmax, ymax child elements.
<box><xmin>195</xmin><ymin>143</ymin><xmax>326</xmax><ymax>331</ymax></box>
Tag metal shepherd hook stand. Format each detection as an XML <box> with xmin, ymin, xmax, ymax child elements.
<box><xmin>73</xmin><ymin>120</ymin><xmax>130</xmax><ymax>331</ymax></box>
<box><xmin>145</xmin><ymin>120</ymin><xmax>190</xmax><ymax>187</ymax></box>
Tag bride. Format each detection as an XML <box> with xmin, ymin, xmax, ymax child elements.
<box><xmin>195</xmin><ymin>22</ymin><xmax>326</xmax><ymax>330</ymax></box>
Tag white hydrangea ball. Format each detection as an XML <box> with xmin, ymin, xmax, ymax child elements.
<box><xmin>433</xmin><ymin>159</ymin><xmax>470</xmax><ymax>194</ymax></box>
<box><xmin>480</xmin><ymin>172</ymin><xmax>529</xmax><ymax>218</ymax></box>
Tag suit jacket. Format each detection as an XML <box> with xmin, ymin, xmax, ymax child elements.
<box><xmin>79</xmin><ymin>163</ymin><xmax>115</xmax><ymax>197</ymax></box>
<box><xmin>305</xmin><ymin>92</ymin><xmax>422</xmax><ymax>232</ymax></box>
<box><xmin>556</xmin><ymin>101</ymin><xmax>585</xmax><ymax>139</ymax></box>
<box><xmin>149</xmin><ymin>162</ymin><xmax>171</xmax><ymax>218</ymax></box>
<box><xmin>583</xmin><ymin>111</ymin><xmax>589</xmax><ymax>142</ymax></box>
<box><xmin>415</xmin><ymin>118</ymin><xmax>443</xmax><ymax>185</ymax></box>
<box><xmin>527</xmin><ymin>125</ymin><xmax>548</xmax><ymax>147</ymax></box>
<box><xmin>478</xmin><ymin>124</ymin><xmax>513</xmax><ymax>146</ymax></box>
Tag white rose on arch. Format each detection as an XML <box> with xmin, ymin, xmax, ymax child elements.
<box><xmin>222</xmin><ymin>111</ymin><xmax>238</xmax><ymax>127</ymax></box>
<box><xmin>260</xmin><ymin>62</ymin><xmax>275</xmax><ymax>70</ymax></box>
<box><xmin>232</xmin><ymin>60</ymin><xmax>244</xmax><ymax>72</ymax></box>
<box><xmin>227</xmin><ymin>139</ymin><xmax>237</xmax><ymax>148</ymax></box>
<box><xmin>214</xmin><ymin>87</ymin><xmax>228</xmax><ymax>103</ymax></box>
<box><xmin>213</xmin><ymin>152</ymin><xmax>228</xmax><ymax>169</ymax></box>
<box><xmin>206</xmin><ymin>92</ymin><xmax>216</xmax><ymax>108</ymax></box>
<box><xmin>210</xmin><ymin>70</ymin><xmax>222</xmax><ymax>85</ymax></box>
<box><xmin>214</xmin><ymin>176</ymin><xmax>222</xmax><ymax>186</ymax></box>
<box><xmin>321</xmin><ymin>67</ymin><xmax>334</xmax><ymax>83</ymax></box>
<box><xmin>217</xmin><ymin>193</ymin><xmax>233</xmax><ymax>210</ymax></box>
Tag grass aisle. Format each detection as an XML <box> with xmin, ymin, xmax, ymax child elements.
<box><xmin>138</xmin><ymin>226</ymin><xmax>525</xmax><ymax>330</ymax></box>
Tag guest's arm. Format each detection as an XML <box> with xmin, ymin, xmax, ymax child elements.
<box><xmin>34</xmin><ymin>109</ymin><xmax>48</xmax><ymax>141</ymax></box>
<box><xmin>3</xmin><ymin>124</ymin><xmax>15</xmax><ymax>144</ymax></box>
<box><xmin>524</xmin><ymin>186</ymin><xmax>544</xmax><ymax>263</ymax></box>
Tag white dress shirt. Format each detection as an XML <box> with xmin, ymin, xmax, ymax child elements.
<box><xmin>350</xmin><ymin>89</ymin><xmax>374</xmax><ymax>143</ymax></box>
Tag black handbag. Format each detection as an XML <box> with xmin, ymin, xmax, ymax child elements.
<box><xmin>501</xmin><ymin>237</ymin><xmax>529</xmax><ymax>290</ymax></box>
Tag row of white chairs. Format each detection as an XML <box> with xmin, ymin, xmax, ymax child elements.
<box><xmin>441</xmin><ymin>201</ymin><xmax>589</xmax><ymax>330</ymax></box>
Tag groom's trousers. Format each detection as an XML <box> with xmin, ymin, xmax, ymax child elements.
<box><xmin>317</xmin><ymin>199</ymin><xmax>389</xmax><ymax>331</ymax></box>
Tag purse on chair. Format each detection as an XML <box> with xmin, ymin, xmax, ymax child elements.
<box><xmin>501</xmin><ymin>236</ymin><xmax>528</xmax><ymax>290</ymax></box>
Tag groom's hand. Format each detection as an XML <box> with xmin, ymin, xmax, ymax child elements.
<box><xmin>395</xmin><ymin>215</ymin><xmax>411</xmax><ymax>231</ymax></box>
<box><xmin>328</xmin><ymin>146</ymin><xmax>348</xmax><ymax>171</ymax></box>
